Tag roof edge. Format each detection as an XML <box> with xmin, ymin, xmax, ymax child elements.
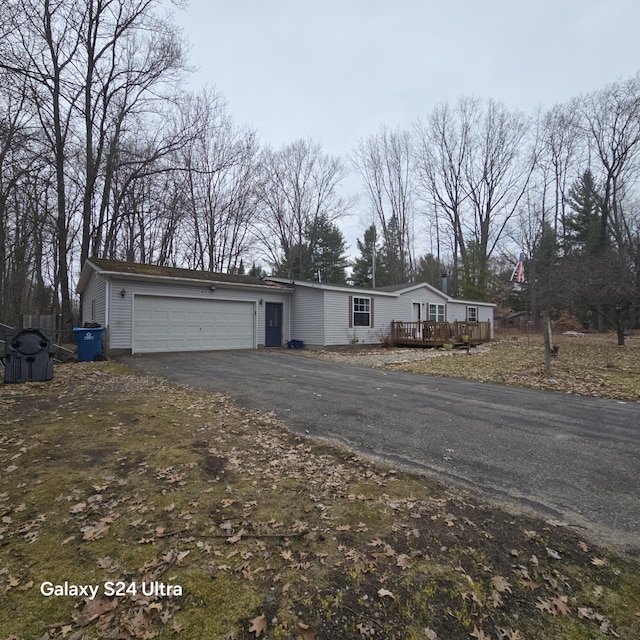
<box><xmin>77</xmin><ymin>258</ymin><xmax>293</xmax><ymax>294</ymax></box>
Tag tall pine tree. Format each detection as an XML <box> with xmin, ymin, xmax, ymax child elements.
<box><xmin>565</xmin><ymin>170</ymin><xmax>605</xmax><ymax>255</ymax></box>
<box><xmin>305</xmin><ymin>215</ymin><xmax>349</xmax><ymax>283</ymax></box>
<box><xmin>273</xmin><ymin>214</ymin><xmax>348</xmax><ymax>283</ymax></box>
<box><xmin>351</xmin><ymin>225</ymin><xmax>391</xmax><ymax>287</ymax></box>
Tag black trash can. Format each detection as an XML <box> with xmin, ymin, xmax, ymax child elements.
<box><xmin>4</xmin><ymin>328</ymin><xmax>55</xmax><ymax>383</ymax></box>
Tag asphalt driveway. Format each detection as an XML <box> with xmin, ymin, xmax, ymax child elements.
<box><xmin>122</xmin><ymin>350</ymin><xmax>640</xmax><ymax>552</ymax></box>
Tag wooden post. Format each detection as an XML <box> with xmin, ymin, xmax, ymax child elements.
<box><xmin>543</xmin><ymin>313</ymin><xmax>553</xmax><ymax>373</ymax></box>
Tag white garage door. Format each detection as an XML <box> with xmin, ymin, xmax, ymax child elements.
<box><xmin>133</xmin><ymin>296</ymin><xmax>254</xmax><ymax>353</ymax></box>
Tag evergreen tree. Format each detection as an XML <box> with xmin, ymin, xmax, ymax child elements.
<box><xmin>414</xmin><ymin>253</ymin><xmax>445</xmax><ymax>289</ymax></box>
<box><xmin>272</xmin><ymin>214</ymin><xmax>348</xmax><ymax>283</ymax></box>
<box><xmin>248</xmin><ymin>263</ymin><xmax>268</xmax><ymax>279</ymax></box>
<box><xmin>527</xmin><ymin>223</ymin><xmax>563</xmax><ymax>321</ymax></box>
<box><xmin>305</xmin><ymin>215</ymin><xmax>349</xmax><ymax>283</ymax></box>
<box><xmin>351</xmin><ymin>225</ymin><xmax>391</xmax><ymax>287</ymax></box>
<box><xmin>382</xmin><ymin>215</ymin><xmax>409</xmax><ymax>285</ymax></box>
<box><xmin>565</xmin><ymin>169</ymin><xmax>605</xmax><ymax>255</ymax></box>
<box><xmin>458</xmin><ymin>241</ymin><xmax>489</xmax><ymax>301</ymax></box>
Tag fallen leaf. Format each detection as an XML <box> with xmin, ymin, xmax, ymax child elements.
<box><xmin>249</xmin><ymin>613</ymin><xmax>267</xmax><ymax>637</ymax></box>
<box><xmin>546</xmin><ymin>546</ymin><xmax>561</xmax><ymax>560</ymax></box>
<box><xmin>298</xmin><ymin>621</ymin><xmax>316</xmax><ymax>640</ymax></box>
<box><xmin>396</xmin><ymin>554</ymin><xmax>413</xmax><ymax>569</ymax></box>
<box><xmin>72</xmin><ymin>597</ymin><xmax>117</xmax><ymax>626</ymax></box>
<box><xmin>537</xmin><ymin>596</ymin><xmax>571</xmax><ymax>616</ymax></box>
<box><xmin>492</xmin><ymin>575</ymin><xmax>512</xmax><ymax>593</ymax></box>
<box><xmin>3</xmin><ymin>575</ymin><xmax>20</xmax><ymax>593</ymax></box>
<box><xmin>591</xmin><ymin>557</ymin><xmax>609</xmax><ymax>567</ymax></box>
<box><xmin>377</xmin><ymin>588</ymin><xmax>395</xmax><ymax>599</ymax></box>
<box><xmin>225</xmin><ymin>527</ymin><xmax>246</xmax><ymax>544</ymax></box>
<box><xmin>69</xmin><ymin>502</ymin><xmax>87</xmax><ymax>514</ymax></box>
<box><xmin>470</xmin><ymin>626</ymin><xmax>491</xmax><ymax>640</ymax></box>
<box><xmin>497</xmin><ymin>628</ymin><xmax>523</xmax><ymax>640</ymax></box>
<box><xmin>520</xmin><ymin>579</ymin><xmax>541</xmax><ymax>591</ymax></box>
<box><xmin>82</xmin><ymin>522</ymin><xmax>109</xmax><ymax>541</ymax></box>
<box><xmin>551</xmin><ymin>596</ymin><xmax>571</xmax><ymax>616</ymax></box>
<box><xmin>17</xmin><ymin>580</ymin><xmax>34</xmax><ymax>591</ymax></box>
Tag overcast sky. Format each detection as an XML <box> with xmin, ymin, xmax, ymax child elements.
<box><xmin>173</xmin><ymin>0</ymin><xmax>640</xmax><ymax>252</ymax></box>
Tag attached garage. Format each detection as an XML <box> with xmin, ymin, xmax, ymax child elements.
<box><xmin>133</xmin><ymin>296</ymin><xmax>255</xmax><ymax>354</ymax></box>
<box><xmin>76</xmin><ymin>259</ymin><xmax>293</xmax><ymax>356</ymax></box>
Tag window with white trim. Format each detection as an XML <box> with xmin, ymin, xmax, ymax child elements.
<box><xmin>467</xmin><ymin>306</ymin><xmax>478</xmax><ymax>322</ymax></box>
<box><xmin>353</xmin><ymin>297</ymin><xmax>371</xmax><ymax>327</ymax></box>
<box><xmin>428</xmin><ymin>303</ymin><xmax>445</xmax><ymax>322</ymax></box>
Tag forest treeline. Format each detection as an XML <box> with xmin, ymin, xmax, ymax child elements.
<box><xmin>1</xmin><ymin>1</ymin><xmax>639</xmax><ymax>340</ymax></box>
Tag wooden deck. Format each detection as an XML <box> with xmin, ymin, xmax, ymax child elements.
<box><xmin>390</xmin><ymin>320</ymin><xmax>492</xmax><ymax>348</ymax></box>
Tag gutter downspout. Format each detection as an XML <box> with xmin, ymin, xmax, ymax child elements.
<box><xmin>104</xmin><ymin>277</ymin><xmax>111</xmax><ymax>356</ymax></box>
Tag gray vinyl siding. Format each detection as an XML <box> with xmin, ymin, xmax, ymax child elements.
<box><xmin>444</xmin><ymin>302</ymin><xmax>466</xmax><ymax>322</ymax></box>
<box><xmin>105</xmin><ymin>278</ymin><xmax>290</xmax><ymax>351</ymax></box>
<box><xmin>324</xmin><ymin>290</ymin><xmax>352</xmax><ymax>345</ymax></box>
<box><xmin>324</xmin><ymin>291</ymin><xmax>398</xmax><ymax>346</ymax></box>
<box><xmin>81</xmin><ymin>271</ymin><xmax>107</xmax><ymax>326</ymax></box>
<box><xmin>289</xmin><ymin>286</ymin><xmax>325</xmax><ymax>346</ymax></box>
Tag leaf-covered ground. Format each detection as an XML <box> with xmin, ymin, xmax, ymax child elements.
<box><xmin>1</xmin><ymin>359</ymin><xmax>639</xmax><ymax>639</ymax></box>
<box><xmin>392</xmin><ymin>333</ymin><xmax>640</xmax><ymax>402</ymax></box>
<box><xmin>302</xmin><ymin>332</ymin><xmax>640</xmax><ymax>403</ymax></box>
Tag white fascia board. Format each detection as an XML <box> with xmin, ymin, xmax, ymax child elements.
<box><xmin>451</xmin><ymin>298</ymin><xmax>497</xmax><ymax>307</ymax></box>
<box><xmin>269</xmin><ymin>278</ymin><xmax>399</xmax><ymax>298</ymax></box>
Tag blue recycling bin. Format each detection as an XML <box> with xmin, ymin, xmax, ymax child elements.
<box><xmin>73</xmin><ymin>327</ymin><xmax>104</xmax><ymax>362</ymax></box>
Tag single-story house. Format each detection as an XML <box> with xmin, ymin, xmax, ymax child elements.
<box><xmin>77</xmin><ymin>258</ymin><xmax>495</xmax><ymax>356</ymax></box>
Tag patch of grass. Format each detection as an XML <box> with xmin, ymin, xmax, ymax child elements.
<box><xmin>1</xmin><ymin>362</ymin><xmax>639</xmax><ymax>639</ymax></box>
<box><xmin>393</xmin><ymin>333</ymin><xmax>640</xmax><ymax>401</ymax></box>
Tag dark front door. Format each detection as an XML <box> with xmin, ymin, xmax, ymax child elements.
<box><xmin>265</xmin><ymin>302</ymin><xmax>283</xmax><ymax>347</ymax></box>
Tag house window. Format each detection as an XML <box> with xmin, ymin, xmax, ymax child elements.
<box><xmin>428</xmin><ymin>303</ymin><xmax>445</xmax><ymax>322</ymax></box>
<box><xmin>467</xmin><ymin>306</ymin><xmax>478</xmax><ymax>322</ymax></box>
<box><xmin>353</xmin><ymin>297</ymin><xmax>371</xmax><ymax>327</ymax></box>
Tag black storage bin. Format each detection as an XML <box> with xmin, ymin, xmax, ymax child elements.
<box><xmin>4</xmin><ymin>328</ymin><xmax>55</xmax><ymax>383</ymax></box>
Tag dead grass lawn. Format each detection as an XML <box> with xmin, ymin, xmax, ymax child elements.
<box><xmin>380</xmin><ymin>332</ymin><xmax>639</xmax><ymax>402</ymax></box>
<box><xmin>1</xmin><ymin>360</ymin><xmax>639</xmax><ymax>639</ymax></box>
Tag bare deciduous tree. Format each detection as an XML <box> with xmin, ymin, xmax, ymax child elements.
<box><xmin>353</xmin><ymin>126</ymin><xmax>415</xmax><ymax>284</ymax></box>
<box><xmin>256</xmin><ymin>139</ymin><xmax>349</xmax><ymax>278</ymax></box>
<box><xmin>414</xmin><ymin>98</ymin><xmax>532</xmax><ymax>299</ymax></box>
<box><xmin>414</xmin><ymin>98</ymin><xmax>474</xmax><ymax>294</ymax></box>
<box><xmin>176</xmin><ymin>89</ymin><xmax>261</xmax><ymax>273</ymax></box>
<box><xmin>577</xmin><ymin>72</ymin><xmax>640</xmax><ymax>250</ymax></box>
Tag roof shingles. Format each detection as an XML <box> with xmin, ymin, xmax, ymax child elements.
<box><xmin>87</xmin><ymin>258</ymin><xmax>290</xmax><ymax>288</ymax></box>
